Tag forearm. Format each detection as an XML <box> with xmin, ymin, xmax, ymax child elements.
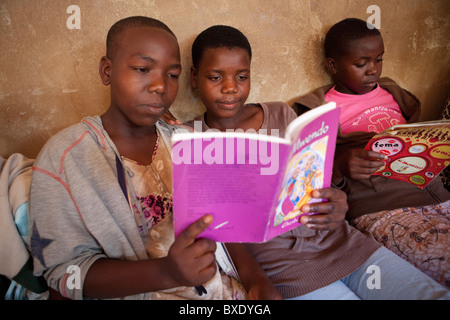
<box><xmin>225</xmin><ymin>243</ymin><xmax>281</xmax><ymax>299</ymax></box>
<box><xmin>225</xmin><ymin>244</ymin><xmax>262</xmax><ymax>282</ymax></box>
<box><xmin>83</xmin><ymin>257</ymin><xmax>177</xmax><ymax>299</ymax></box>
<box><xmin>84</xmin><ymin>215</ymin><xmax>219</xmax><ymax>299</ymax></box>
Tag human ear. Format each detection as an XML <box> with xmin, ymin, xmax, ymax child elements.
<box><xmin>190</xmin><ymin>66</ymin><xmax>198</xmax><ymax>90</ymax></box>
<box><xmin>99</xmin><ymin>56</ymin><xmax>112</xmax><ymax>86</ymax></box>
<box><xmin>325</xmin><ymin>57</ymin><xmax>338</xmax><ymax>75</ymax></box>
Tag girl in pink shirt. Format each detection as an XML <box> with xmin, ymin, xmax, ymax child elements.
<box><xmin>325</xmin><ymin>84</ymin><xmax>407</xmax><ymax>134</ymax></box>
<box><xmin>322</xmin><ymin>18</ymin><xmax>407</xmax><ymax>182</ymax></box>
<box><xmin>294</xmin><ymin>18</ymin><xmax>450</xmax><ymax>289</ymax></box>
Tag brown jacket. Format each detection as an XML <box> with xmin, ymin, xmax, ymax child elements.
<box><xmin>293</xmin><ymin>78</ymin><xmax>450</xmax><ymax>219</ymax></box>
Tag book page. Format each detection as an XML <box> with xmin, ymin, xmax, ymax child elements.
<box><xmin>172</xmin><ymin>135</ymin><xmax>291</xmax><ymax>242</ymax></box>
<box><xmin>172</xmin><ymin>103</ymin><xmax>340</xmax><ymax>243</ymax></box>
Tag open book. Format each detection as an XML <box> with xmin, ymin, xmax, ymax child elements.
<box><xmin>172</xmin><ymin>102</ymin><xmax>340</xmax><ymax>242</ymax></box>
<box><xmin>365</xmin><ymin>120</ymin><xmax>450</xmax><ymax>189</ymax></box>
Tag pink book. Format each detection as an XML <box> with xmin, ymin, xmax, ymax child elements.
<box><xmin>172</xmin><ymin>102</ymin><xmax>340</xmax><ymax>242</ymax></box>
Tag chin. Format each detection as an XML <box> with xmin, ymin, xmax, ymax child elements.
<box><xmin>134</xmin><ymin>114</ymin><xmax>163</xmax><ymax>127</ymax></box>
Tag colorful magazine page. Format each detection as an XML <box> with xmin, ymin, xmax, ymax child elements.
<box><xmin>365</xmin><ymin>120</ymin><xmax>450</xmax><ymax>189</ymax></box>
<box><xmin>172</xmin><ymin>102</ymin><xmax>339</xmax><ymax>242</ymax></box>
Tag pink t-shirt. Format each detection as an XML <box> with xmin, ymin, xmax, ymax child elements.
<box><xmin>325</xmin><ymin>85</ymin><xmax>407</xmax><ymax>134</ymax></box>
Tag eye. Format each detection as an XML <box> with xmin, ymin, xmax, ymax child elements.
<box><xmin>376</xmin><ymin>57</ymin><xmax>384</xmax><ymax>63</ymax></box>
<box><xmin>208</xmin><ymin>75</ymin><xmax>221</xmax><ymax>82</ymax></box>
<box><xmin>168</xmin><ymin>73</ymin><xmax>180</xmax><ymax>79</ymax></box>
<box><xmin>237</xmin><ymin>74</ymin><xmax>249</xmax><ymax>81</ymax></box>
<box><xmin>355</xmin><ymin>63</ymin><xmax>366</xmax><ymax>68</ymax></box>
<box><xmin>133</xmin><ymin>67</ymin><xmax>149</xmax><ymax>73</ymax></box>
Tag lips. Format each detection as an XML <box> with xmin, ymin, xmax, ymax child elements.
<box><xmin>143</xmin><ymin>104</ymin><xmax>164</xmax><ymax>109</ymax></box>
<box><xmin>217</xmin><ymin>100</ymin><xmax>240</xmax><ymax>109</ymax></box>
<box><xmin>139</xmin><ymin>101</ymin><xmax>165</xmax><ymax>109</ymax></box>
<box><xmin>139</xmin><ymin>103</ymin><xmax>166</xmax><ymax>116</ymax></box>
<box><xmin>364</xmin><ymin>77</ymin><xmax>379</xmax><ymax>87</ymax></box>
<box><xmin>364</xmin><ymin>81</ymin><xmax>377</xmax><ymax>87</ymax></box>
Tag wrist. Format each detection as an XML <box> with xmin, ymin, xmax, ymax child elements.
<box><xmin>156</xmin><ymin>256</ymin><xmax>184</xmax><ymax>289</ymax></box>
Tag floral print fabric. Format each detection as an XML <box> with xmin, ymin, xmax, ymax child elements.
<box><xmin>122</xmin><ymin>128</ymin><xmax>246</xmax><ymax>300</ymax></box>
<box><xmin>351</xmin><ymin>200</ymin><xmax>450</xmax><ymax>289</ymax></box>
<box><xmin>135</xmin><ymin>194</ymin><xmax>172</xmax><ymax>233</ymax></box>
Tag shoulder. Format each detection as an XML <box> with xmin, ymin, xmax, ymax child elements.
<box><xmin>260</xmin><ymin>101</ymin><xmax>290</xmax><ymax>110</ymax></box>
<box><xmin>35</xmin><ymin>117</ymin><xmax>110</xmax><ymax>168</ymax></box>
<box><xmin>156</xmin><ymin>119</ymin><xmax>195</xmax><ymax>145</ymax></box>
<box><xmin>38</xmin><ymin>122</ymin><xmax>89</xmax><ymax>156</ymax></box>
<box><xmin>182</xmin><ymin>114</ymin><xmax>204</xmax><ymax>131</ymax></box>
<box><xmin>378</xmin><ymin>77</ymin><xmax>400</xmax><ymax>87</ymax></box>
<box><xmin>260</xmin><ymin>101</ymin><xmax>296</xmax><ymax>118</ymax></box>
<box><xmin>260</xmin><ymin>101</ymin><xmax>296</xmax><ymax>117</ymax></box>
<box><xmin>292</xmin><ymin>84</ymin><xmax>334</xmax><ymax>115</ymax></box>
<box><xmin>378</xmin><ymin>77</ymin><xmax>416</xmax><ymax>99</ymax></box>
<box><xmin>257</xmin><ymin>102</ymin><xmax>297</xmax><ymax>134</ymax></box>
<box><xmin>378</xmin><ymin>77</ymin><xmax>421</xmax><ymax>122</ymax></box>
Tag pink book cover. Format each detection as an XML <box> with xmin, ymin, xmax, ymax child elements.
<box><xmin>172</xmin><ymin>102</ymin><xmax>340</xmax><ymax>242</ymax></box>
<box><xmin>365</xmin><ymin>121</ymin><xmax>450</xmax><ymax>189</ymax></box>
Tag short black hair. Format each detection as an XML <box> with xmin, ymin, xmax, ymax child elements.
<box><xmin>106</xmin><ymin>16</ymin><xmax>176</xmax><ymax>60</ymax></box>
<box><xmin>324</xmin><ymin>18</ymin><xmax>381</xmax><ymax>59</ymax></box>
<box><xmin>191</xmin><ymin>25</ymin><xmax>252</xmax><ymax>68</ymax></box>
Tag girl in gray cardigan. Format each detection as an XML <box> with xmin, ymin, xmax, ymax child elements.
<box><xmin>29</xmin><ymin>16</ymin><xmax>278</xmax><ymax>300</ymax></box>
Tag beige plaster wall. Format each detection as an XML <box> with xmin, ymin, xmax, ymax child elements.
<box><xmin>1</xmin><ymin>0</ymin><xmax>449</xmax><ymax>159</ymax></box>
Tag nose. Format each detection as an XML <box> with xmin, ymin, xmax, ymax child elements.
<box><xmin>147</xmin><ymin>73</ymin><xmax>165</xmax><ymax>94</ymax></box>
<box><xmin>221</xmin><ymin>77</ymin><xmax>238</xmax><ymax>94</ymax></box>
<box><xmin>366</xmin><ymin>62</ymin><xmax>378</xmax><ymax>76</ymax></box>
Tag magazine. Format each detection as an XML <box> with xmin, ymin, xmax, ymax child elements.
<box><xmin>365</xmin><ymin>120</ymin><xmax>450</xmax><ymax>189</ymax></box>
<box><xmin>171</xmin><ymin>102</ymin><xmax>340</xmax><ymax>242</ymax></box>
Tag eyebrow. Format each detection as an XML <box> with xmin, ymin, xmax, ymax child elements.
<box><xmin>133</xmin><ymin>54</ymin><xmax>182</xmax><ymax>69</ymax></box>
<box><xmin>208</xmin><ymin>68</ymin><xmax>250</xmax><ymax>73</ymax></box>
<box><xmin>355</xmin><ymin>51</ymin><xmax>385</xmax><ymax>60</ymax></box>
<box><xmin>134</xmin><ymin>54</ymin><xmax>155</xmax><ymax>62</ymax></box>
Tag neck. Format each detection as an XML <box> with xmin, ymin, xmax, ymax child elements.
<box><xmin>204</xmin><ymin>113</ymin><xmax>242</xmax><ymax>131</ymax></box>
<box><xmin>204</xmin><ymin>104</ymin><xmax>263</xmax><ymax>132</ymax></box>
<box><xmin>101</xmin><ymin>109</ymin><xmax>159</xmax><ymax>166</ymax></box>
<box><xmin>334</xmin><ymin>82</ymin><xmax>378</xmax><ymax>95</ymax></box>
<box><xmin>101</xmin><ymin>107</ymin><xmax>157</xmax><ymax>140</ymax></box>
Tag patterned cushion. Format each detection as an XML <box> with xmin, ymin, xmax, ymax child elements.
<box><xmin>351</xmin><ymin>200</ymin><xmax>450</xmax><ymax>289</ymax></box>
